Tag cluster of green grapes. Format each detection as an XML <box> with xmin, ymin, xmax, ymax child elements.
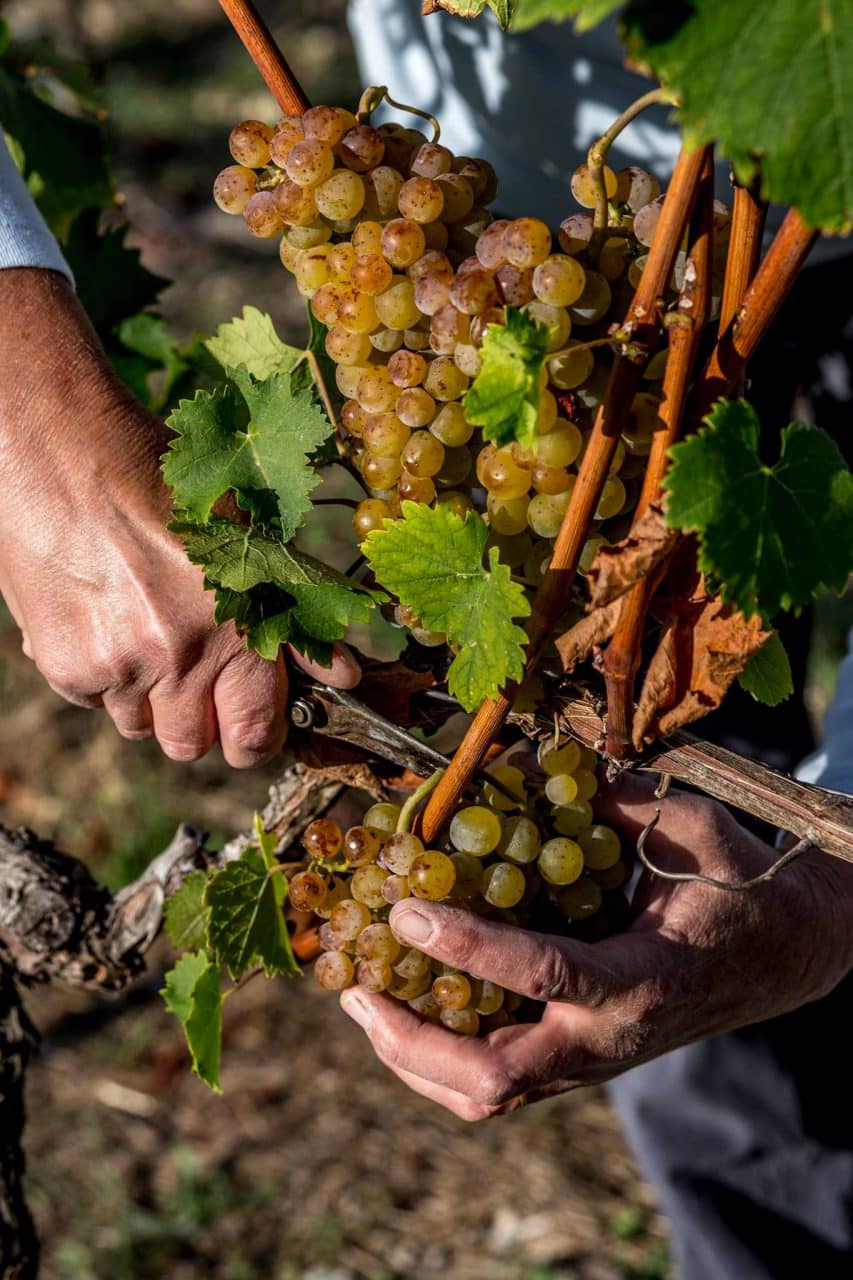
<box><xmin>287</xmin><ymin>738</ymin><xmax>626</xmax><ymax>1035</ymax></box>
<box><xmin>213</xmin><ymin>105</ymin><xmax>730</xmax><ymax>640</ymax></box>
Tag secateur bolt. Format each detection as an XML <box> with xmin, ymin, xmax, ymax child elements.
<box><xmin>289</xmin><ymin>699</ymin><xmax>316</xmax><ymax>729</ymax></box>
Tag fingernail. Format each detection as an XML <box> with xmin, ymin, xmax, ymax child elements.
<box><xmin>390</xmin><ymin>903</ymin><xmax>434</xmax><ymax>944</ymax></box>
<box><xmin>340</xmin><ymin>988</ymin><xmax>372</xmax><ymax>1028</ymax></box>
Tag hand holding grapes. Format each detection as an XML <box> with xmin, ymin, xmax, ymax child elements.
<box><xmin>341</xmin><ymin>775</ymin><xmax>853</xmax><ymax>1120</ymax></box>
<box><xmin>0</xmin><ymin>268</ymin><xmax>359</xmax><ymax>764</ymax></box>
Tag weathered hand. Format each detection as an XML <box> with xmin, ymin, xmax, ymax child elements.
<box><xmin>341</xmin><ymin>773</ymin><xmax>853</xmax><ymax>1120</ymax></box>
<box><xmin>0</xmin><ymin>269</ymin><xmax>358</xmax><ymax>765</ymax></box>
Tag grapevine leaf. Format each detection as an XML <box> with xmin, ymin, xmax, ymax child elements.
<box><xmin>162</xmin><ymin>368</ymin><xmax>330</xmax><ymax>531</ymax></box>
<box><xmin>162</xmin><ymin>952</ymin><xmax>222</xmax><ymax>1092</ymax></box>
<box><xmin>0</xmin><ymin>65</ymin><xmax>112</xmax><ymax>231</ymax></box>
<box><xmin>64</xmin><ymin>212</ymin><xmax>168</xmax><ymax>338</ymax></box>
<box><xmin>512</xmin><ymin>0</ymin><xmax>618</xmax><ymax>29</ymax></box>
<box><xmin>738</xmin><ymin>633</ymin><xmax>794</xmax><ymax>706</ymax></box>
<box><xmin>164</xmin><ymin>870</ymin><xmax>213</xmax><ymax>952</ymax></box>
<box><xmin>205</xmin><ymin>307</ymin><xmax>304</xmax><ymax>381</ymax></box>
<box><xmin>663</xmin><ymin>400</ymin><xmax>853</xmax><ymax>622</ymax></box>
<box><xmin>204</xmin><ymin>839</ymin><xmax>298</xmax><ymax>981</ymax></box>
<box><xmin>463</xmin><ymin>308</ymin><xmax>550</xmax><ymax>449</ymax></box>
<box><xmin>423</xmin><ymin>0</ymin><xmax>519</xmax><ymax>29</ymax></box>
<box><xmin>627</xmin><ymin>0</ymin><xmax>853</xmax><ymax>231</ymax></box>
<box><xmin>364</xmin><ymin>501</ymin><xmax>530</xmax><ymax>710</ymax></box>
<box><xmin>172</xmin><ymin>520</ymin><xmax>377</xmax><ymax>663</ymax></box>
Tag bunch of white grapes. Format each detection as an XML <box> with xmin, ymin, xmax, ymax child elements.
<box><xmin>214</xmin><ymin>104</ymin><xmax>731</xmax><ymax>645</ymax></box>
<box><xmin>284</xmin><ymin>739</ymin><xmax>626</xmax><ymax>1035</ymax></box>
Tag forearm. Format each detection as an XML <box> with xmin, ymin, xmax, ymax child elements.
<box><xmin>0</xmin><ymin>135</ymin><xmax>74</xmax><ymax>283</ymax></box>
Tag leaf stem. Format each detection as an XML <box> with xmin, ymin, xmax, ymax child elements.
<box><xmin>588</xmin><ymin>87</ymin><xmax>675</xmax><ymax>263</ymax></box>
<box><xmin>222</xmin><ymin>965</ymin><xmax>263</xmax><ymax>1002</ymax></box>
<box><xmin>396</xmin><ymin>768</ymin><xmax>444</xmax><ymax>834</ymax></box>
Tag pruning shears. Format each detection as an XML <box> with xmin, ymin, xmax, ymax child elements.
<box><xmin>288</xmin><ymin>679</ymin><xmax>456</xmax><ymax>778</ymax></box>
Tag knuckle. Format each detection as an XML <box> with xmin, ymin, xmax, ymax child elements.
<box><xmin>528</xmin><ymin>945</ymin><xmax>571</xmax><ymax>1003</ymax></box>
<box><xmin>226</xmin><ymin>717</ymin><xmax>280</xmax><ymax>761</ymax></box>
<box><xmin>476</xmin><ymin>1057</ymin><xmax>519</xmax><ymax>1108</ymax></box>
<box><xmin>158</xmin><ymin>736</ymin><xmax>210</xmax><ymax>763</ymax></box>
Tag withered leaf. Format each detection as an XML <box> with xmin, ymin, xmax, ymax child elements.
<box><xmin>587</xmin><ymin>505</ymin><xmax>680</xmax><ymax>609</ymax></box>
<box><xmin>556</xmin><ymin>599</ymin><xmax>622</xmax><ymax>673</ymax></box>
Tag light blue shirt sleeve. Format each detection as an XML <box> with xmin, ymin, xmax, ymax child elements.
<box><xmin>797</xmin><ymin>629</ymin><xmax>853</xmax><ymax>795</ymax></box>
<box><xmin>0</xmin><ymin>133</ymin><xmax>73</xmax><ymax>284</ymax></box>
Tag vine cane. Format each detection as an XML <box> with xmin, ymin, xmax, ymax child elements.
<box><xmin>420</xmin><ymin>145</ymin><xmax>709</xmax><ymax>842</ymax></box>
<box><xmin>217</xmin><ymin>0</ymin><xmax>310</xmax><ymax>115</ymax></box>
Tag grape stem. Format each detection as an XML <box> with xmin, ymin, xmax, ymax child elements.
<box><xmin>545</xmin><ymin>334</ymin><xmax>646</xmax><ymax>364</ymax></box>
<box><xmin>602</xmin><ymin>146</ymin><xmax>715</xmax><ymax>759</ymax></box>
<box><xmin>304</xmin><ymin>349</ymin><xmax>344</xmax><ymax>445</ymax></box>
<box><xmin>357</xmin><ymin>85</ymin><xmax>441</xmax><ymax>142</ymax></box>
<box><xmin>217</xmin><ymin>0</ymin><xmax>310</xmax><ymax>114</ymax></box>
<box><xmin>397</xmin><ymin>768</ymin><xmax>445</xmax><ymax>834</ymax></box>
<box><xmin>587</xmin><ymin>87</ymin><xmax>675</xmax><ymax>265</ymax></box>
<box><xmin>421</xmin><ymin>145</ymin><xmax>708</xmax><ymax>843</ymax></box>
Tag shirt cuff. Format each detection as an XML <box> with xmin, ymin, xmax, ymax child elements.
<box><xmin>0</xmin><ymin>133</ymin><xmax>74</xmax><ymax>285</ymax></box>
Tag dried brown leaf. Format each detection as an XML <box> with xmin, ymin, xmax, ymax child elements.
<box><xmin>556</xmin><ymin>599</ymin><xmax>622</xmax><ymax>673</ymax></box>
<box><xmin>632</xmin><ymin>564</ymin><xmax>771</xmax><ymax>747</ymax></box>
<box><xmin>588</xmin><ymin>505</ymin><xmax>680</xmax><ymax>609</ymax></box>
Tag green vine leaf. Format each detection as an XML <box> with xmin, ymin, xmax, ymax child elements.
<box><xmin>63</xmin><ymin>212</ymin><xmax>168</xmax><ymax>339</ymax></box>
<box><xmin>162</xmin><ymin>366</ymin><xmax>330</xmax><ymax>532</ymax></box>
<box><xmin>164</xmin><ymin>870</ymin><xmax>213</xmax><ymax>952</ymax></box>
<box><xmin>162</xmin><ymin>952</ymin><xmax>223</xmax><ymax>1093</ymax></box>
<box><xmin>738</xmin><ymin>633</ymin><xmax>793</xmax><ymax>706</ymax></box>
<box><xmin>663</xmin><ymin>399</ymin><xmax>853</xmax><ymax>623</ymax></box>
<box><xmin>204</xmin><ymin>829</ymin><xmax>299</xmax><ymax>981</ymax></box>
<box><xmin>172</xmin><ymin>519</ymin><xmax>377</xmax><ymax>663</ymax></box>
<box><xmin>425</xmin><ymin>0</ymin><xmax>520</xmax><ymax>30</ymax></box>
<box><xmin>205</xmin><ymin>307</ymin><xmax>304</xmax><ymax>381</ymax></box>
<box><xmin>512</xmin><ymin>0</ymin><xmax>617</xmax><ymax>29</ymax></box>
<box><xmin>364</xmin><ymin>501</ymin><xmax>530</xmax><ymax>710</ymax></box>
<box><xmin>463</xmin><ymin>308</ymin><xmax>549</xmax><ymax>449</ymax></box>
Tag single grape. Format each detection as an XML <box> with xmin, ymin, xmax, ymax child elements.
<box><xmin>285</xmin><ymin>138</ymin><xmax>335</xmax><ymax>188</ymax></box>
<box><xmin>337</xmin><ymin>289</ymin><xmax>380</xmax><ymax>335</ymax></box>
<box><xmin>475</xmin><ymin>218</ymin><xmax>510</xmax><ymax>268</ymax></box>
<box><xmin>422</xmin><ymin>219</ymin><xmax>450</xmax><ymax>251</ymax></box>
<box><xmin>544</xmin><ymin>773</ymin><xmax>579</xmax><ymax>806</ymax></box>
<box><xmin>396</xmin><ymin>387</ymin><xmax>436</xmax><ymax>429</ymax></box>
<box><xmin>387</xmin><ymin>349</ymin><xmax>427</xmax><ymax>388</ymax></box>
<box><xmin>450</xmin><ymin>805</ymin><xmax>502</xmax><ymax>856</ymax></box>
<box><xmin>275</xmin><ymin>178</ymin><xmax>319</xmax><ymax>227</ymax></box>
<box><xmin>627</xmin><ymin>253</ymin><xmax>649</xmax><ymax>289</ymax></box>
<box><xmin>381</xmin><ymin>874</ymin><xmax>411</xmax><ymax>905</ymax></box>
<box><xmin>530</xmin><ymin>463</ymin><xmax>570</xmax><ymax>495</ymax></box>
<box><xmin>589</xmin><ymin>860</ymin><xmax>629</xmax><ymax>891</ymax></box>
<box><xmin>314</xmin><ymin>874</ymin><xmax>350</xmax><ymax>920</ymax></box>
<box><xmin>570</xmin><ymin>161</ymin><xmax>618</xmax><ymax>208</ymax></box>
<box><xmin>533</xmin><ymin>254</ymin><xmax>587</xmax><ymax>307</ymax></box>
<box><xmin>356</xmin><ymin>922</ymin><xmax>401</xmax><ymax>965</ymax></box>
<box><xmin>432</xmin><ymin>972</ymin><xmax>472</xmax><ymax>1010</ymax></box>
<box><xmin>360</xmin><ymin>163</ymin><xmax>404</xmax><ymax>219</ymax></box>
<box><xmin>397</xmin><ymin>471</ymin><xmax>436</xmax><ymax>504</ymax></box>
<box><xmin>338</xmin><ymin>124</ymin><xmax>384</xmax><ymax>172</ymax></box>
<box><xmin>423</xmin><ymin>355</ymin><xmax>469</xmax><ymax>402</ymax></box>
<box><xmin>595</xmin><ymin>476</ymin><xmax>626</xmax><ymax>520</ymax></box>
<box><xmin>289</xmin><ymin>870</ymin><xmax>328</xmax><ymax>912</ymax></box>
<box><xmin>363</xmin><ymin>413</ymin><xmax>411</xmax><ymax>458</ymax></box>
<box><xmin>363</xmin><ymin>802</ymin><xmax>402</xmax><ymax>837</ymax></box>
<box><xmin>557</xmin><ymin>877</ymin><xmax>603</xmax><ymax>920</ymax></box>
<box><xmin>341</xmin><ymin>399</ymin><xmax>367</xmax><ymax>438</ymax></box>
<box><xmin>381</xmin><ymin>832</ymin><xmax>423</xmax><ymax>875</ymax></box>
<box><xmin>409</xmin><ymin>850</ymin><xmax>457</xmax><ymax>900</ymax></box>
<box><xmin>484</xmin><ymin>764</ymin><xmax>527</xmax><ymax>811</ymax></box>
<box><xmin>614</xmin><ymin>165</ymin><xmax>660</xmax><ymax>211</ymax></box>
<box><xmin>481</xmin><ymin>449</ymin><xmax>531</xmax><ymax>501</ymax></box>
<box><xmin>538</xmin><ymin>739</ymin><xmax>582</xmax><ymax>775</ymax></box>
<box><xmin>353</xmin><ymin>497</ymin><xmax>391</xmax><ymax>541</ymax></box>
<box><xmin>243</xmin><ymin>191</ymin><xmax>285</xmax><ymax>238</ymax></box>
<box><xmin>553</xmin><ymin>799</ymin><xmax>594</xmax><ymax>837</ymax></box>
<box><xmin>381</xmin><ymin>218</ymin><xmax>426</xmax><ymax>269</ymax></box>
<box><xmin>375</xmin><ymin>278</ymin><xmax>422</xmax><ymax>330</ymax></box>
<box><xmin>481</xmin><ymin>861</ymin><xmax>526</xmax><ymax>909</ymax></box>
<box><xmin>487</xmin><ymin>494</ymin><xmax>529</xmax><ymax>536</ymax></box>
<box><xmin>352</xmin><ymin>220</ymin><xmax>384</xmax><ymax>255</ymax></box>
<box><xmin>343</xmin><ymin>824</ymin><xmax>381</xmax><ymax>867</ymax></box>
<box><xmin>333</xmin><ymin>359</ymin><xmax>368</xmax><ymax>398</ymax></box>
<box><xmin>548</xmin><ymin>342</ymin><xmax>594</xmax><ymax>390</ymax></box>
<box><xmin>269</xmin><ymin>116</ymin><xmax>304</xmax><ymax>166</ymax></box>
<box><xmin>362</xmin><ymin>452</ymin><xmax>403</xmax><ymax>489</ymax></box>
<box><xmin>408</xmin><ymin>991</ymin><xmax>443</xmax><ymax>1023</ymax></box>
<box><xmin>410</xmin><ymin>141</ymin><xmax>453</xmax><ymax>178</ymax></box>
<box><xmin>527</xmin><ymin>486</ymin><xmax>574</xmax><ymax>538</ymax></box>
<box><xmin>325</xmin><ymin>324</ymin><xmax>372</xmax><ymax>365</ymax></box>
<box><xmin>314</xmin><ymin>950</ymin><xmax>355</xmax><ymax>990</ymax></box>
<box><xmin>317</xmin><ymin>920</ymin><xmax>350</xmax><ymax>951</ymax></box>
<box><xmin>436</xmin><ymin>490</ymin><xmax>473</xmax><ymax>519</ymax></box>
<box><xmin>440</xmin><ymin>1008</ymin><xmax>479</xmax><ymax>1035</ymax></box>
<box><xmin>634</xmin><ymin>196</ymin><xmax>665</xmax><ymax>248</ymax></box>
<box><xmin>356</xmin><ymin>960</ymin><xmax>393</xmax><ymax>992</ymax></box>
<box><xmin>430</xmin><ymin>402</ymin><xmax>473</xmax><ymax>447</ymax></box>
<box><xmin>388</xmin><ymin>969</ymin><xmax>431</xmax><ymax>1000</ymax></box>
<box><xmin>475</xmin><ymin>980</ymin><xmax>505</xmax><ymax>1015</ymax></box>
<box><xmin>370</xmin><ymin>327</ymin><xmax>404</xmax><ymax>354</ymax></box>
<box><xmin>398</xmin><ymin>175</ymin><xmax>445</xmax><ymax>223</ymax></box>
<box><xmin>401</xmin><ymin>431</ymin><xmax>446</xmax><ymax>478</ymax></box>
<box><xmin>358</xmin><ymin>366</ymin><xmax>398</xmax><ymax>413</ymax></box>
<box><xmin>452</xmin><ymin>155</ymin><xmax>498</xmax><ymax>203</ymax></box>
<box><xmin>599</xmin><ymin>237</ymin><xmax>630</xmax><ymax>280</ymax></box>
<box><xmin>538</xmin><ymin>836</ymin><xmax>584</xmax><ymax>885</ymax></box>
<box><xmin>525</xmin><ymin>300</ymin><xmax>571</xmax><ymax>351</ymax></box>
<box><xmin>572</xmin><ymin>769</ymin><xmax>599</xmax><ymax>801</ymax></box>
<box><xmin>449</xmin><ymin>267</ymin><xmax>499</xmax><ymax>316</ymax></box>
<box><xmin>579</xmin><ymin>824</ymin><xmax>621</xmax><ymax>870</ymax></box>
<box><xmin>285</xmin><ymin>219</ymin><xmax>333</xmax><ymax>250</ymax></box>
<box><xmin>453</xmin><ymin>342</ymin><xmax>482</xmax><ymax>377</ymax></box>
<box><xmin>558</xmin><ymin>212</ymin><xmax>594</xmax><ymax>255</ymax></box>
<box><xmin>578</xmin><ymin>534</ymin><xmax>608</xmax><ymax>574</ymax></box>
<box><xmin>404</xmin><ymin>324</ymin><xmax>432</xmax><ymax>352</ymax></box>
<box><xmin>413</xmin><ymin>272</ymin><xmax>451</xmax><ymax>317</ymax></box>
<box><xmin>504</xmin><ymin>217</ymin><xmax>552</xmax><ymax>268</ymax></box>
<box><xmin>498</xmin><ymin>815</ymin><xmax>541</xmax><ymax>864</ymax></box>
<box><xmin>213</xmin><ymin>165</ymin><xmax>257</xmax><ymax>214</ymax></box>
<box><xmin>229</xmin><ymin>119</ymin><xmax>273</xmax><ymax>167</ymax></box>
<box><xmin>303</xmin><ymin>817</ymin><xmax>343</xmax><ymax>859</ymax></box>
<box><xmin>569</xmin><ymin>270</ymin><xmax>612</xmax><ymax>326</ymax></box>
<box><xmin>302</xmin><ymin>104</ymin><xmax>346</xmax><ymax>145</ymax></box>
<box><xmin>330</xmin><ymin>897</ymin><xmax>372</xmax><ymax>941</ymax></box>
<box><xmin>495</xmin><ymin>262</ymin><xmax>535</xmax><ymax>306</ymax></box>
<box><xmin>435</xmin><ymin>172</ymin><xmax>474</xmax><ymax>222</ymax></box>
<box><xmin>395</xmin><ymin>947</ymin><xmax>431</xmax><ymax>980</ymax></box>
<box><xmin>350</xmin><ymin>864</ymin><xmax>390</xmax><ymax>910</ymax></box>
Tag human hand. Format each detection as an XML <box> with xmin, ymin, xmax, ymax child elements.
<box><xmin>341</xmin><ymin>773</ymin><xmax>853</xmax><ymax>1119</ymax></box>
<box><xmin>0</xmin><ymin>269</ymin><xmax>359</xmax><ymax>764</ymax></box>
